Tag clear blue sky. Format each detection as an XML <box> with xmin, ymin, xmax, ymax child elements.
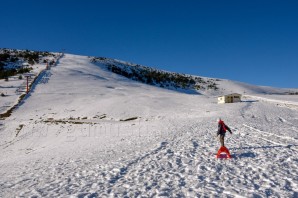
<box><xmin>1</xmin><ymin>0</ymin><xmax>297</xmax><ymax>88</ymax></box>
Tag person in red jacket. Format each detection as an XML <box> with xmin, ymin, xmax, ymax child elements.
<box><xmin>217</xmin><ymin>118</ymin><xmax>232</xmax><ymax>147</ymax></box>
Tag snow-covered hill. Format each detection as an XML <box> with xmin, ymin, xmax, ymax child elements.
<box><xmin>0</xmin><ymin>53</ymin><xmax>297</xmax><ymax>197</ymax></box>
<box><xmin>91</xmin><ymin>56</ymin><xmax>296</xmax><ymax>96</ymax></box>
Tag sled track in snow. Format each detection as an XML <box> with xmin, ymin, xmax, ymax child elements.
<box><xmin>228</xmin><ymin>123</ymin><xmax>298</xmax><ymax>154</ymax></box>
<box><xmin>242</xmin><ymin>124</ymin><xmax>298</xmax><ymax>152</ymax></box>
<box><xmin>243</xmin><ymin>124</ymin><xmax>298</xmax><ymax>141</ymax></box>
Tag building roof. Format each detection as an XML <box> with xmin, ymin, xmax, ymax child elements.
<box><xmin>218</xmin><ymin>93</ymin><xmax>242</xmax><ymax>97</ymax></box>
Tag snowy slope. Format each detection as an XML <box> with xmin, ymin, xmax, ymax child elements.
<box><xmin>0</xmin><ymin>49</ymin><xmax>60</xmax><ymax>115</ymax></box>
<box><xmin>0</xmin><ymin>54</ymin><xmax>298</xmax><ymax>197</ymax></box>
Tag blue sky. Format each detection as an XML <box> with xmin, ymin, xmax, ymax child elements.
<box><xmin>1</xmin><ymin>0</ymin><xmax>297</xmax><ymax>88</ymax></box>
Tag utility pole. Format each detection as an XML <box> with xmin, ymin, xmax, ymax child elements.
<box><xmin>23</xmin><ymin>73</ymin><xmax>34</xmax><ymax>94</ymax></box>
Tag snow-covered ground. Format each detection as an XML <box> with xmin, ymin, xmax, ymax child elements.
<box><xmin>0</xmin><ymin>54</ymin><xmax>297</xmax><ymax>197</ymax></box>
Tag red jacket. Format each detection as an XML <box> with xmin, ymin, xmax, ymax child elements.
<box><xmin>217</xmin><ymin>120</ymin><xmax>232</xmax><ymax>135</ymax></box>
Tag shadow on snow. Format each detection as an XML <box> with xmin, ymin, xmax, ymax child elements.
<box><xmin>230</xmin><ymin>144</ymin><xmax>298</xmax><ymax>159</ymax></box>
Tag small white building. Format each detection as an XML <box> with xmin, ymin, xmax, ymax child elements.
<box><xmin>218</xmin><ymin>93</ymin><xmax>242</xmax><ymax>104</ymax></box>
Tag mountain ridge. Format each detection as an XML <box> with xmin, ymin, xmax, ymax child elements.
<box><xmin>1</xmin><ymin>48</ymin><xmax>297</xmax><ymax>97</ymax></box>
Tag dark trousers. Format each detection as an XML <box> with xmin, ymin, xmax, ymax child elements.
<box><xmin>219</xmin><ymin>134</ymin><xmax>225</xmax><ymax>147</ymax></box>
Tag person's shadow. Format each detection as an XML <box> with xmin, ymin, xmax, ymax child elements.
<box><xmin>230</xmin><ymin>144</ymin><xmax>298</xmax><ymax>159</ymax></box>
<box><xmin>236</xmin><ymin>152</ymin><xmax>256</xmax><ymax>158</ymax></box>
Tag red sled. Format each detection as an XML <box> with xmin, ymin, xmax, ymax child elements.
<box><xmin>216</xmin><ymin>146</ymin><xmax>232</xmax><ymax>159</ymax></box>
